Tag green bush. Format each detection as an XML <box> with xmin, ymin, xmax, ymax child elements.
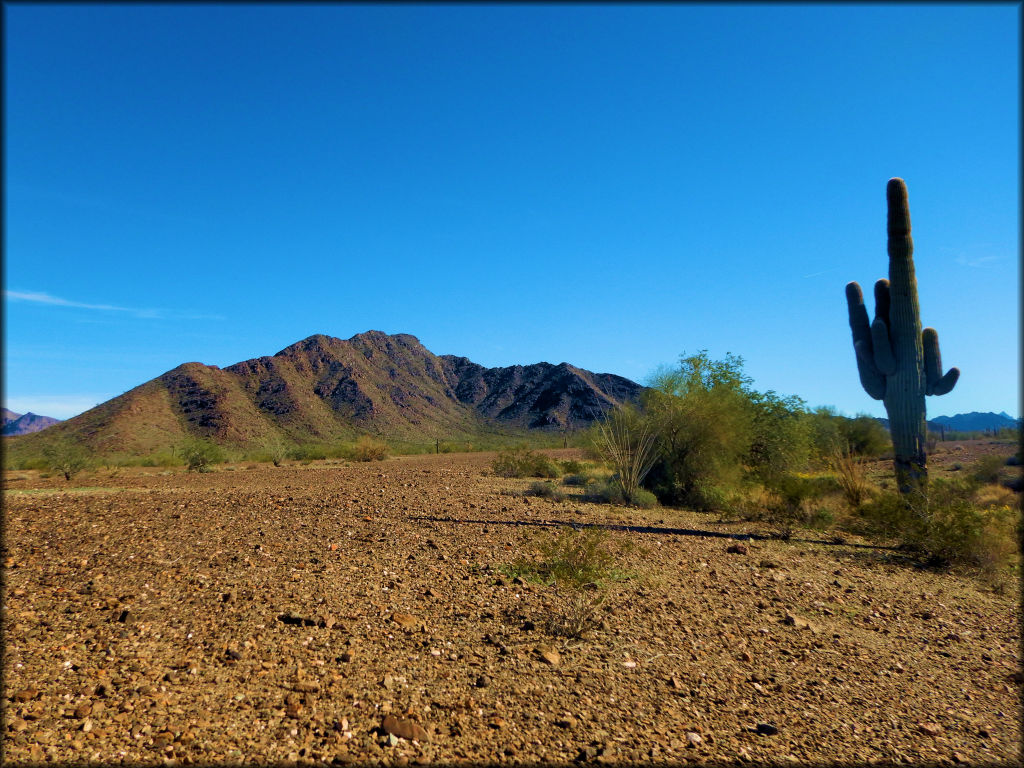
<box><xmin>181</xmin><ymin>440</ymin><xmax>224</xmax><ymax>473</ymax></box>
<box><xmin>641</xmin><ymin>351</ymin><xmax>810</xmax><ymax>510</ymax></box>
<box><xmin>41</xmin><ymin>440</ymin><xmax>91</xmax><ymax>481</ymax></box>
<box><xmin>582</xmin><ymin>479</ymin><xmax>658</xmax><ymax>509</ymax></box>
<box><xmin>491</xmin><ymin>445</ymin><xmax>560</xmax><ymax>478</ymax></box>
<box><xmin>559</xmin><ymin>459</ymin><xmax>587</xmax><ymax>475</ymax></box>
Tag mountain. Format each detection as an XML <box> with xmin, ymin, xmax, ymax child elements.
<box><xmin>2</xmin><ymin>411</ymin><xmax>62</xmax><ymax>436</ymax></box>
<box><xmin>4</xmin><ymin>331</ymin><xmax>643</xmax><ymax>457</ymax></box>
<box><xmin>928</xmin><ymin>411</ymin><xmax>1021</xmax><ymax>433</ymax></box>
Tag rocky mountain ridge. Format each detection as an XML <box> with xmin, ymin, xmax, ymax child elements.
<box><xmin>5</xmin><ymin>331</ymin><xmax>643</xmax><ymax>456</ymax></box>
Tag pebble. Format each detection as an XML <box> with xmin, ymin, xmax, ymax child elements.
<box><xmin>475</xmin><ymin>675</ymin><xmax>490</xmax><ymax>688</ymax></box>
<box><xmin>685</xmin><ymin>731</ymin><xmax>703</xmax><ymax>747</ymax></box>
<box><xmin>392</xmin><ymin>612</ymin><xmax>418</xmax><ymax>630</ymax></box>
<box><xmin>537</xmin><ymin>646</ymin><xmax>560</xmax><ymax>666</ymax></box>
<box><xmin>755</xmin><ymin>722</ymin><xmax>779</xmax><ymax>736</ymax></box>
<box><xmin>918</xmin><ymin>722</ymin><xmax>943</xmax><ymax>737</ymax></box>
<box><xmin>726</xmin><ymin>543</ymin><xmax>748</xmax><ymax>555</ymax></box>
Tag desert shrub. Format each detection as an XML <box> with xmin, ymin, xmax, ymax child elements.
<box><xmin>289</xmin><ymin>443</ymin><xmax>327</xmax><ymax>461</ymax></box>
<box><xmin>138</xmin><ymin>451</ymin><xmax>179</xmax><ymax>468</ymax></box>
<box><xmin>583</xmin><ymin>479</ymin><xmax>626</xmax><ymax>506</ymax></box>
<box><xmin>856</xmin><ymin>479</ymin><xmax>1020</xmax><ymax>573</ymax></box>
<box><xmin>594</xmin><ymin>404</ymin><xmax>659</xmax><ymax>505</ymax></box>
<box><xmin>42</xmin><ymin>440</ymin><xmax>91</xmax><ymax>481</ymax></box>
<box><xmin>528</xmin><ymin>480</ymin><xmax>566</xmax><ymax>501</ymax></box>
<box><xmin>970</xmin><ymin>454</ymin><xmax>1007</xmax><ymax>485</ymax></box>
<box><xmin>582</xmin><ymin>479</ymin><xmax>658</xmax><ymax>509</ymax></box>
<box><xmin>807</xmin><ymin>407</ymin><xmax>891</xmax><ymax>463</ymax></box>
<box><xmin>829</xmin><ymin>445</ymin><xmax>874</xmax><ymax>508</ymax></box>
<box><xmin>352</xmin><ymin>435</ymin><xmax>388</xmax><ymax>462</ymax></box>
<box><xmin>559</xmin><ymin>459</ymin><xmax>587</xmax><ymax>475</ymax></box>
<box><xmin>17</xmin><ymin>457</ymin><xmax>50</xmax><ymax>472</ymax></box>
<box><xmin>562</xmin><ymin>473</ymin><xmax>593</xmax><ymax>487</ymax></box>
<box><xmin>181</xmin><ymin>440</ymin><xmax>224</xmax><ymax>473</ymax></box>
<box><xmin>491</xmin><ymin>445</ymin><xmax>559</xmax><ymax>478</ymax></box>
<box><xmin>262</xmin><ymin>438</ymin><xmax>289</xmax><ymax>467</ymax></box>
<box><xmin>641</xmin><ymin>351</ymin><xmax>811</xmax><ymax>511</ymax></box>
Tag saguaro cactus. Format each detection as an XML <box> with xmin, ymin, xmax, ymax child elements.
<box><xmin>845</xmin><ymin>178</ymin><xmax>959</xmax><ymax>494</ymax></box>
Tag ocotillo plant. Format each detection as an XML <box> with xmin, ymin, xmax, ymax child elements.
<box><xmin>845</xmin><ymin>178</ymin><xmax>959</xmax><ymax>494</ymax></box>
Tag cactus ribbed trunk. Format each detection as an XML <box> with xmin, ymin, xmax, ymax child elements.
<box><xmin>883</xmin><ymin>183</ymin><xmax>928</xmax><ymax>493</ymax></box>
<box><xmin>845</xmin><ymin>178</ymin><xmax>959</xmax><ymax>496</ymax></box>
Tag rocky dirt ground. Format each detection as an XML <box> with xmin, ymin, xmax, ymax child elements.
<box><xmin>3</xmin><ymin>443</ymin><xmax>1021</xmax><ymax>766</ymax></box>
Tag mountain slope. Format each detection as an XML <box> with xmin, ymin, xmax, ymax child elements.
<box><xmin>5</xmin><ymin>331</ymin><xmax>644</xmax><ymax>457</ymax></box>
<box><xmin>928</xmin><ymin>411</ymin><xmax>1020</xmax><ymax>432</ymax></box>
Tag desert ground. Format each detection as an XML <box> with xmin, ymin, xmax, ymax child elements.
<box><xmin>3</xmin><ymin>442</ymin><xmax>1021</xmax><ymax>766</ymax></box>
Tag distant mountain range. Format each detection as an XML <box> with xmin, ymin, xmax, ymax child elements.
<box><xmin>2</xmin><ymin>409</ymin><xmax>63</xmax><ymax>436</ymax></box>
<box><xmin>876</xmin><ymin>411</ymin><xmax>1020</xmax><ymax>434</ymax></box>
<box><xmin>4</xmin><ymin>331</ymin><xmax>643</xmax><ymax>457</ymax></box>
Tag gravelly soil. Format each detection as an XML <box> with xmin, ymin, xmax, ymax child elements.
<box><xmin>3</xmin><ymin>447</ymin><xmax>1021</xmax><ymax>766</ymax></box>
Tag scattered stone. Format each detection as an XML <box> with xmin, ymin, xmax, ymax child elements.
<box><xmin>759</xmin><ymin>560</ymin><xmax>777</xmax><ymax>569</ymax></box>
<box><xmin>381</xmin><ymin>715</ymin><xmax>428</xmax><ymax>742</ymax></box>
<box><xmin>12</xmin><ymin>689</ymin><xmax>38</xmax><ymax>702</ymax></box>
<box><xmin>475</xmin><ymin>675</ymin><xmax>490</xmax><ymax>689</ymax></box>
<box><xmin>685</xmin><ymin>732</ymin><xmax>703</xmax><ymax>747</ymax></box>
<box><xmin>726</xmin><ymin>543</ymin><xmax>748</xmax><ymax>555</ymax></box>
<box><xmin>292</xmin><ymin>680</ymin><xmax>321</xmax><ymax>693</ymax></box>
<box><xmin>755</xmin><ymin>722</ymin><xmax>779</xmax><ymax>736</ymax></box>
<box><xmin>73</xmin><ymin>703</ymin><xmax>92</xmax><ymax>719</ymax></box>
<box><xmin>537</xmin><ymin>646</ymin><xmax>560</xmax><ymax>666</ymax></box>
<box><xmin>555</xmin><ymin>716</ymin><xmax>576</xmax><ymax>728</ymax></box>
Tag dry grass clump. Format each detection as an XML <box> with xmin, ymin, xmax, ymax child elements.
<box><xmin>491</xmin><ymin>445</ymin><xmax>560</xmax><ymax>478</ymax></box>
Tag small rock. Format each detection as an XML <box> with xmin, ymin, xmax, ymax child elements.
<box><xmin>73</xmin><ymin>703</ymin><xmax>92</xmax><ymax>719</ymax></box>
<box><xmin>783</xmin><ymin>613</ymin><xmax>817</xmax><ymax>632</ymax></box>
<box><xmin>292</xmin><ymin>680</ymin><xmax>320</xmax><ymax>693</ymax></box>
<box><xmin>391</xmin><ymin>612</ymin><xmax>418</xmax><ymax>630</ymax></box>
<box><xmin>685</xmin><ymin>732</ymin><xmax>702</xmax><ymax>747</ymax></box>
<box><xmin>918</xmin><ymin>722</ymin><xmax>943</xmax><ymax>737</ymax></box>
<box><xmin>339</xmin><ymin>652</ymin><xmax>354</xmax><ymax>663</ymax></box>
<box><xmin>381</xmin><ymin>715</ymin><xmax>428</xmax><ymax>742</ymax></box>
<box><xmin>13</xmin><ymin>689</ymin><xmax>38</xmax><ymax>703</ymax></box>
<box><xmin>555</xmin><ymin>716</ymin><xmax>576</xmax><ymax>728</ymax></box>
<box><xmin>522</xmin><ymin>620</ymin><xmax>536</xmax><ymax>631</ymax></box>
<box><xmin>475</xmin><ymin>675</ymin><xmax>490</xmax><ymax>689</ymax></box>
<box><xmin>755</xmin><ymin>722</ymin><xmax>779</xmax><ymax>736</ymax></box>
<box><xmin>537</xmin><ymin>646</ymin><xmax>560</xmax><ymax>666</ymax></box>
<box><xmin>226</xmin><ymin>648</ymin><xmax>242</xmax><ymax>660</ymax></box>
<box><xmin>759</xmin><ymin>560</ymin><xmax>777</xmax><ymax>569</ymax></box>
<box><xmin>726</xmin><ymin>543</ymin><xmax>748</xmax><ymax>555</ymax></box>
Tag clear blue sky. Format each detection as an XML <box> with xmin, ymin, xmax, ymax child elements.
<box><xmin>4</xmin><ymin>3</ymin><xmax>1019</xmax><ymax>422</ymax></box>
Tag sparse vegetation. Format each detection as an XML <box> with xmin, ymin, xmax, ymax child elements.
<box><xmin>593</xmin><ymin>404</ymin><xmax>659</xmax><ymax>506</ymax></box>
<box><xmin>528</xmin><ymin>480</ymin><xmax>566</xmax><ymax>501</ymax></box>
<box><xmin>490</xmin><ymin>444</ymin><xmax>560</xmax><ymax>478</ymax></box>
<box><xmin>41</xmin><ymin>439</ymin><xmax>91</xmax><ymax>481</ymax></box>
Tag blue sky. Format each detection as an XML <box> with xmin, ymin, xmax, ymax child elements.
<box><xmin>4</xmin><ymin>3</ymin><xmax>1019</xmax><ymax>422</ymax></box>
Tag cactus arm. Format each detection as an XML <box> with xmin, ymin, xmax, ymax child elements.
<box><xmin>846</xmin><ymin>281</ymin><xmax>886</xmax><ymax>399</ymax></box>
<box><xmin>923</xmin><ymin>327</ymin><xmax>960</xmax><ymax>396</ymax></box>
<box><xmin>870</xmin><ymin>279</ymin><xmax>896</xmax><ymax>371</ymax></box>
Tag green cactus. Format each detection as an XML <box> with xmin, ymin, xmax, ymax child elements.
<box><xmin>845</xmin><ymin>178</ymin><xmax>959</xmax><ymax>494</ymax></box>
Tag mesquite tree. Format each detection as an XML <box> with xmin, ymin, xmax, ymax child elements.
<box><xmin>845</xmin><ymin>178</ymin><xmax>959</xmax><ymax>494</ymax></box>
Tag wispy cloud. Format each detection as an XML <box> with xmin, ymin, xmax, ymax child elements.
<box><xmin>954</xmin><ymin>254</ymin><xmax>1001</xmax><ymax>269</ymax></box>
<box><xmin>5</xmin><ymin>290</ymin><xmax>223</xmax><ymax>321</ymax></box>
